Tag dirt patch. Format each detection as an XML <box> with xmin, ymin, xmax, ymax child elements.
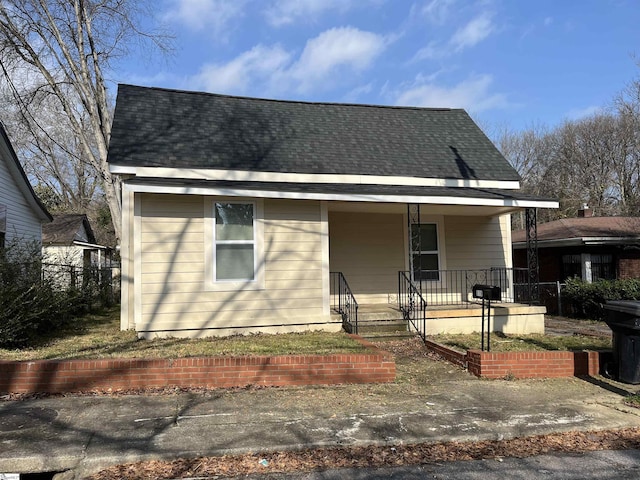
<box><xmin>545</xmin><ymin>316</ymin><xmax>611</xmax><ymax>338</ymax></box>
<box><xmin>86</xmin><ymin>428</ymin><xmax>640</xmax><ymax>479</ymax></box>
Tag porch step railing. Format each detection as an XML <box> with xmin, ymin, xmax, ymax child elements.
<box><xmin>330</xmin><ymin>272</ymin><xmax>359</xmax><ymax>334</ymax></box>
<box><xmin>398</xmin><ymin>271</ymin><xmax>427</xmax><ymax>341</ymax></box>
<box><xmin>411</xmin><ymin>267</ymin><xmax>535</xmax><ymax>307</ymax></box>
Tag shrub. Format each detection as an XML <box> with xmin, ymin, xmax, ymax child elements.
<box><xmin>563</xmin><ymin>277</ymin><xmax>640</xmax><ymax>320</ymax></box>
<box><xmin>0</xmin><ymin>241</ymin><xmax>82</xmax><ymax>348</ymax></box>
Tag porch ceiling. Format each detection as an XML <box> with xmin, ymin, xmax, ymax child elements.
<box><xmin>327</xmin><ymin>202</ymin><xmax>519</xmax><ymax>216</ymax></box>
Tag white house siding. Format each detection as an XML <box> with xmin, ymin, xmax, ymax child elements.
<box><xmin>444</xmin><ymin>214</ymin><xmax>511</xmax><ymax>270</ymax></box>
<box><xmin>328</xmin><ymin>211</ymin><xmax>405</xmax><ymax>303</ymax></box>
<box><xmin>0</xmin><ymin>148</ymin><xmax>42</xmax><ymax>248</ymax></box>
<box><xmin>432</xmin><ymin>213</ymin><xmax>512</xmax><ymax>304</ymax></box>
<box><xmin>43</xmin><ymin>245</ymin><xmax>84</xmax><ymax>265</ymax></box>
<box><xmin>134</xmin><ymin>193</ymin><xmax>332</xmax><ymax>338</ymax></box>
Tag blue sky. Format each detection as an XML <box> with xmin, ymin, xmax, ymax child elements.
<box><xmin>115</xmin><ymin>0</ymin><xmax>640</xmax><ymax>133</ymax></box>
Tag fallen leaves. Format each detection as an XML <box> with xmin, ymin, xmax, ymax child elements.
<box><xmin>86</xmin><ymin>427</ymin><xmax>640</xmax><ymax>480</ymax></box>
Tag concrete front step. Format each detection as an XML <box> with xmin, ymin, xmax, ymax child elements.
<box><xmin>333</xmin><ymin>303</ymin><xmax>411</xmax><ymax>339</ymax></box>
<box><xmin>359</xmin><ymin>330</ymin><xmax>416</xmax><ymax>342</ymax></box>
<box><xmin>356</xmin><ymin>320</ymin><xmax>408</xmax><ymax>334</ymax></box>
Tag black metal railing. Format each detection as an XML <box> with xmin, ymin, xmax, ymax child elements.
<box><xmin>406</xmin><ymin>267</ymin><xmax>535</xmax><ymax>308</ymax></box>
<box><xmin>398</xmin><ymin>271</ymin><xmax>427</xmax><ymax>341</ymax></box>
<box><xmin>330</xmin><ymin>272</ymin><xmax>359</xmax><ymax>334</ymax></box>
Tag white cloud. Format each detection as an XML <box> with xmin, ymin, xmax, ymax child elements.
<box><xmin>163</xmin><ymin>0</ymin><xmax>246</xmax><ymax>34</ymax></box>
<box><xmin>289</xmin><ymin>27</ymin><xmax>387</xmax><ymax>91</ymax></box>
<box><xmin>265</xmin><ymin>0</ymin><xmax>346</xmax><ymax>27</ymax></box>
<box><xmin>264</xmin><ymin>0</ymin><xmax>383</xmax><ymax>27</ymax></box>
<box><xmin>413</xmin><ymin>40</ymin><xmax>445</xmax><ymax>60</ymax></box>
<box><xmin>394</xmin><ymin>74</ymin><xmax>510</xmax><ymax>113</ymax></box>
<box><xmin>413</xmin><ymin>11</ymin><xmax>496</xmax><ymax>60</ymax></box>
<box><xmin>190</xmin><ymin>44</ymin><xmax>291</xmax><ymax>94</ymax></box>
<box><xmin>567</xmin><ymin>105</ymin><xmax>601</xmax><ymax>120</ymax></box>
<box><xmin>186</xmin><ymin>27</ymin><xmax>387</xmax><ymax>95</ymax></box>
<box><xmin>419</xmin><ymin>0</ymin><xmax>457</xmax><ymax>25</ymax></box>
<box><xmin>450</xmin><ymin>12</ymin><xmax>495</xmax><ymax>51</ymax></box>
<box><xmin>342</xmin><ymin>83</ymin><xmax>374</xmax><ymax>103</ymax></box>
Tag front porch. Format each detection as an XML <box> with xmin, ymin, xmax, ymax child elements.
<box><xmin>327</xmin><ymin>201</ymin><xmax>545</xmax><ymax>338</ymax></box>
<box><xmin>331</xmin><ymin>299</ymin><xmax>546</xmax><ymax>340</ymax></box>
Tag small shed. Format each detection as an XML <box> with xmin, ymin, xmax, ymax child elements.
<box><xmin>42</xmin><ymin>214</ymin><xmax>112</xmax><ymax>268</ymax></box>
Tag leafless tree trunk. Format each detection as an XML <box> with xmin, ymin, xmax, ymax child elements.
<box><xmin>614</xmin><ymin>76</ymin><xmax>640</xmax><ymax>215</ymax></box>
<box><xmin>0</xmin><ymin>0</ymin><xmax>170</xmax><ymax>242</ymax></box>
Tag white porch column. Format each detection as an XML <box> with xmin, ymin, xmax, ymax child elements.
<box><xmin>582</xmin><ymin>253</ymin><xmax>593</xmax><ymax>283</ymax></box>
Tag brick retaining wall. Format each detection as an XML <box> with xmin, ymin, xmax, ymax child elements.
<box><xmin>427</xmin><ymin>342</ymin><xmax>605</xmax><ymax>379</ymax></box>
<box><xmin>424</xmin><ymin>339</ymin><xmax>467</xmax><ymax>367</ymax></box>
<box><xmin>0</xmin><ymin>336</ymin><xmax>395</xmax><ymax>394</ymax></box>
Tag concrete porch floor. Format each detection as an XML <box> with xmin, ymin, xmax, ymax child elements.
<box><xmin>337</xmin><ymin>302</ymin><xmax>547</xmax><ymax>336</ymax></box>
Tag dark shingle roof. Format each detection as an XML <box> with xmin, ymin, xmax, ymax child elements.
<box><xmin>107</xmin><ymin>84</ymin><xmax>520</xmax><ymax>182</ymax></box>
<box><xmin>42</xmin><ymin>214</ymin><xmax>96</xmax><ymax>245</ymax></box>
<box><xmin>512</xmin><ymin>217</ymin><xmax>640</xmax><ymax>243</ymax></box>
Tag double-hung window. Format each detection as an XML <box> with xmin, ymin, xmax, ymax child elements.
<box><xmin>214</xmin><ymin>202</ymin><xmax>256</xmax><ymax>281</ymax></box>
<box><xmin>411</xmin><ymin>223</ymin><xmax>440</xmax><ymax>281</ymax></box>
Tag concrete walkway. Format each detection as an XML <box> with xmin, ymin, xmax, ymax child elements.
<box><xmin>1</xmin><ymin>351</ymin><xmax>640</xmax><ymax>479</ymax></box>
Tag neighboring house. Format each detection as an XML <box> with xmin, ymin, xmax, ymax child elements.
<box><xmin>0</xmin><ymin>121</ymin><xmax>51</xmax><ymax>251</ymax></box>
<box><xmin>107</xmin><ymin>84</ymin><xmax>557</xmax><ymax>338</ymax></box>
<box><xmin>42</xmin><ymin>214</ymin><xmax>112</xmax><ymax>268</ymax></box>
<box><xmin>512</xmin><ymin>206</ymin><xmax>640</xmax><ymax>283</ymax></box>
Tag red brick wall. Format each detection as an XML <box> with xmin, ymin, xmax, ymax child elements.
<box><xmin>425</xmin><ymin>342</ymin><xmax>603</xmax><ymax>379</ymax></box>
<box><xmin>0</xmin><ymin>341</ymin><xmax>395</xmax><ymax>394</ymax></box>
<box><xmin>467</xmin><ymin>350</ymin><xmax>578</xmax><ymax>379</ymax></box>
<box><xmin>424</xmin><ymin>339</ymin><xmax>467</xmax><ymax>367</ymax></box>
<box><xmin>618</xmin><ymin>252</ymin><xmax>640</xmax><ymax>280</ymax></box>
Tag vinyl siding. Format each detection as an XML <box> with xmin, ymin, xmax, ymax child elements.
<box><xmin>136</xmin><ymin>194</ymin><xmax>329</xmax><ymax>336</ymax></box>
<box><xmin>328</xmin><ymin>211</ymin><xmax>405</xmax><ymax>302</ymax></box>
<box><xmin>444</xmin><ymin>214</ymin><xmax>511</xmax><ymax>270</ymax></box>
<box><xmin>0</xmin><ymin>147</ymin><xmax>43</xmax><ymax>247</ymax></box>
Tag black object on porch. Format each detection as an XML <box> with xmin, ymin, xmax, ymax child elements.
<box><xmin>472</xmin><ymin>284</ymin><xmax>501</xmax><ymax>351</ymax></box>
<box><xmin>330</xmin><ymin>272</ymin><xmax>359</xmax><ymax>334</ymax></box>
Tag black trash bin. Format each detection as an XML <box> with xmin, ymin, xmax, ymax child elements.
<box><xmin>603</xmin><ymin>300</ymin><xmax>640</xmax><ymax>384</ymax></box>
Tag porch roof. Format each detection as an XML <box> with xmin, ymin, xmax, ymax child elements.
<box><xmin>125</xmin><ymin>177</ymin><xmax>557</xmax><ymax>210</ymax></box>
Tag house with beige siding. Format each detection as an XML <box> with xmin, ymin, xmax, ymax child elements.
<box><xmin>107</xmin><ymin>84</ymin><xmax>557</xmax><ymax>339</ymax></box>
<box><xmin>0</xmin><ymin>122</ymin><xmax>51</xmax><ymax>252</ymax></box>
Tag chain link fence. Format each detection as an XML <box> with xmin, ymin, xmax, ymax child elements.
<box><xmin>41</xmin><ymin>263</ymin><xmax>121</xmax><ymax>308</ymax></box>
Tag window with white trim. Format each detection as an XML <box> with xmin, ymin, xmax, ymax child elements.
<box><xmin>411</xmin><ymin>223</ymin><xmax>440</xmax><ymax>281</ymax></box>
<box><xmin>214</xmin><ymin>202</ymin><xmax>256</xmax><ymax>281</ymax></box>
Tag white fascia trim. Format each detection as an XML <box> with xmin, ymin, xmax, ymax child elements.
<box><xmin>110</xmin><ymin>165</ymin><xmax>137</xmax><ymax>174</ymax></box>
<box><xmin>111</xmin><ymin>165</ymin><xmax>521</xmax><ymax>190</ymax></box>
<box><xmin>124</xmin><ymin>183</ymin><xmax>559</xmax><ymax>209</ymax></box>
<box><xmin>72</xmin><ymin>240</ymin><xmax>110</xmax><ymax>250</ymax></box>
<box><xmin>582</xmin><ymin>236</ymin><xmax>640</xmax><ymax>245</ymax></box>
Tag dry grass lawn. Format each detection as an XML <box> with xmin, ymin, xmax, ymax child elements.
<box><xmin>0</xmin><ymin>307</ymin><xmax>367</xmax><ymax>361</ymax></box>
<box><xmin>428</xmin><ymin>332</ymin><xmax>611</xmax><ymax>353</ymax></box>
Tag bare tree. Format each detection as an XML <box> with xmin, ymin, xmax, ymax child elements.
<box><xmin>614</xmin><ymin>75</ymin><xmax>640</xmax><ymax>215</ymax></box>
<box><xmin>0</xmin><ymin>0</ymin><xmax>170</xmax><ymax>242</ymax></box>
<box><xmin>495</xmin><ymin>124</ymin><xmax>559</xmax><ymax>228</ymax></box>
<box><xmin>550</xmin><ymin>115</ymin><xmax>620</xmax><ymax>217</ymax></box>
